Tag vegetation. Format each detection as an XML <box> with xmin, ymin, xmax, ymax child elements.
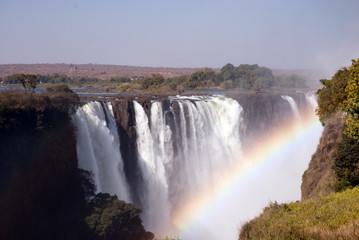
<box><xmin>0</xmin><ymin>88</ymin><xmax>153</xmax><ymax>240</ymax></box>
<box><xmin>341</xmin><ymin>59</ymin><xmax>359</xmax><ymax>142</ymax></box>
<box><xmin>333</xmin><ymin>134</ymin><xmax>359</xmax><ymax>192</ymax></box>
<box><xmin>316</xmin><ymin>68</ymin><xmax>350</xmax><ymax>124</ymax></box>
<box><xmin>239</xmin><ymin>186</ymin><xmax>359</xmax><ymax>240</ymax></box>
<box><xmin>314</xmin><ymin>58</ymin><xmax>359</xmax><ymax>193</ymax></box>
<box><xmin>2</xmin><ymin>63</ymin><xmax>308</xmax><ymax>95</ymax></box>
<box><xmin>13</xmin><ymin>73</ymin><xmax>39</xmax><ymax>92</ymax></box>
<box><xmin>86</xmin><ymin>193</ymin><xmax>154</xmax><ymax>240</ymax></box>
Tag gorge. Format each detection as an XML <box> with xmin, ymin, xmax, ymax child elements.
<box><xmin>72</xmin><ymin>91</ymin><xmax>323</xmax><ymax>240</ymax></box>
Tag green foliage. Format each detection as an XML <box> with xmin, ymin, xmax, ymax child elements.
<box><xmin>141</xmin><ymin>73</ymin><xmax>165</xmax><ymax>89</ymax></box>
<box><xmin>316</xmin><ymin>68</ymin><xmax>350</xmax><ymax>124</ymax></box>
<box><xmin>342</xmin><ymin>59</ymin><xmax>359</xmax><ymax>142</ymax></box>
<box><xmin>239</xmin><ymin>186</ymin><xmax>359</xmax><ymax>240</ymax></box>
<box><xmin>276</xmin><ymin>74</ymin><xmax>306</xmax><ymax>88</ymax></box>
<box><xmin>86</xmin><ymin>193</ymin><xmax>154</xmax><ymax>240</ymax></box>
<box><xmin>13</xmin><ymin>73</ymin><xmax>39</xmax><ymax>92</ymax></box>
<box><xmin>185</xmin><ymin>68</ymin><xmax>216</xmax><ymax>89</ymax></box>
<box><xmin>333</xmin><ymin>134</ymin><xmax>359</xmax><ymax>192</ymax></box>
<box><xmin>216</xmin><ymin>64</ymin><xmax>275</xmax><ymax>89</ymax></box>
<box><xmin>110</xmin><ymin>76</ymin><xmax>131</xmax><ymax>83</ymax></box>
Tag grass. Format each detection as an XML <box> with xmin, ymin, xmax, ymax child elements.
<box><xmin>239</xmin><ymin>186</ymin><xmax>359</xmax><ymax>239</ymax></box>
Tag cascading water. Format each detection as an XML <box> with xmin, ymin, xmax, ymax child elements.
<box><xmin>281</xmin><ymin>95</ymin><xmax>301</xmax><ymax>120</ymax></box>
<box><xmin>72</xmin><ymin>94</ymin><xmax>323</xmax><ymax>240</ymax></box>
<box><xmin>132</xmin><ymin>95</ymin><xmax>243</xmax><ymax>235</ymax></box>
<box><xmin>72</xmin><ymin>101</ymin><xmax>130</xmax><ymax>202</ymax></box>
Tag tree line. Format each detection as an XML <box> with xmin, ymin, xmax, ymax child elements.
<box><xmin>1</xmin><ymin>63</ymin><xmax>307</xmax><ymax>91</ymax></box>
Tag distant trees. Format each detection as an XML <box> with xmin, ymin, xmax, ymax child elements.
<box><xmin>13</xmin><ymin>73</ymin><xmax>38</xmax><ymax>92</ymax></box>
<box><xmin>1</xmin><ymin>63</ymin><xmax>310</xmax><ymax>93</ymax></box>
<box><xmin>215</xmin><ymin>64</ymin><xmax>275</xmax><ymax>89</ymax></box>
<box><xmin>275</xmin><ymin>74</ymin><xmax>306</xmax><ymax>88</ymax></box>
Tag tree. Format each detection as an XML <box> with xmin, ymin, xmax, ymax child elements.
<box><xmin>341</xmin><ymin>59</ymin><xmax>359</xmax><ymax>141</ymax></box>
<box><xmin>316</xmin><ymin>68</ymin><xmax>350</xmax><ymax>124</ymax></box>
<box><xmin>86</xmin><ymin>193</ymin><xmax>154</xmax><ymax>240</ymax></box>
<box><xmin>333</xmin><ymin>134</ymin><xmax>359</xmax><ymax>191</ymax></box>
<box><xmin>13</xmin><ymin>73</ymin><xmax>38</xmax><ymax>93</ymax></box>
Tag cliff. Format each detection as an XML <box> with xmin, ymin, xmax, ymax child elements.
<box><xmin>301</xmin><ymin>112</ymin><xmax>344</xmax><ymax>200</ymax></box>
<box><xmin>0</xmin><ymin>90</ymin><xmax>89</xmax><ymax>240</ymax></box>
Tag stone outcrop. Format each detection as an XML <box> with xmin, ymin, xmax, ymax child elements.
<box><xmin>301</xmin><ymin>112</ymin><xmax>344</xmax><ymax>200</ymax></box>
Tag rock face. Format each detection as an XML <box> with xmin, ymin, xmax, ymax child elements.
<box><xmin>301</xmin><ymin>112</ymin><xmax>344</xmax><ymax>200</ymax></box>
<box><xmin>111</xmin><ymin>100</ymin><xmax>143</xmax><ymax>205</ymax></box>
<box><xmin>227</xmin><ymin>91</ymin><xmax>307</xmax><ymax>148</ymax></box>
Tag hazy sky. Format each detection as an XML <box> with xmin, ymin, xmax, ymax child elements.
<box><xmin>1</xmin><ymin>0</ymin><xmax>359</xmax><ymax>71</ymax></box>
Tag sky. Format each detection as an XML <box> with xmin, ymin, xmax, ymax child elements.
<box><xmin>1</xmin><ymin>0</ymin><xmax>359</xmax><ymax>71</ymax></box>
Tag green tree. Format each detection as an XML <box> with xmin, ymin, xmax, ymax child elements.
<box><xmin>233</xmin><ymin>64</ymin><xmax>274</xmax><ymax>89</ymax></box>
<box><xmin>333</xmin><ymin>135</ymin><xmax>359</xmax><ymax>191</ymax></box>
<box><xmin>86</xmin><ymin>193</ymin><xmax>154</xmax><ymax>240</ymax></box>
<box><xmin>13</xmin><ymin>73</ymin><xmax>38</xmax><ymax>92</ymax></box>
<box><xmin>341</xmin><ymin>59</ymin><xmax>359</xmax><ymax>141</ymax></box>
<box><xmin>316</xmin><ymin>68</ymin><xmax>350</xmax><ymax>124</ymax></box>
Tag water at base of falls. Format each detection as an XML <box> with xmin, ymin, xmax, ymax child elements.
<box><xmin>73</xmin><ymin>94</ymin><xmax>323</xmax><ymax>240</ymax></box>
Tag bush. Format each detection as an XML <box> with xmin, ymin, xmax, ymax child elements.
<box><xmin>333</xmin><ymin>134</ymin><xmax>359</xmax><ymax>191</ymax></box>
<box><xmin>86</xmin><ymin>193</ymin><xmax>154</xmax><ymax>240</ymax></box>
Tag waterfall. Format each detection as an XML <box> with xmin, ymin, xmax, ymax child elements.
<box><xmin>132</xmin><ymin>95</ymin><xmax>243</xmax><ymax>234</ymax></box>
<box><xmin>72</xmin><ymin>94</ymin><xmax>322</xmax><ymax>240</ymax></box>
<box><xmin>133</xmin><ymin>101</ymin><xmax>171</xmax><ymax>235</ymax></box>
<box><xmin>304</xmin><ymin>91</ymin><xmax>318</xmax><ymax>109</ymax></box>
<box><xmin>281</xmin><ymin>95</ymin><xmax>301</xmax><ymax>120</ymax></box>
<box><xmin>72</xmin><ymin>101</ymin><xmax>130</xmax><ymax>202</ymax></box>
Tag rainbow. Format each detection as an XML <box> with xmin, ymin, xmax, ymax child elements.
<box><xmin>171</xmin><ymin>109</ymin><xmax>323</xmax><ymax>238</ymax></box>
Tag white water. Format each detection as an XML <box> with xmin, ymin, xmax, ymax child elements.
<box><xmin>133</xmin><ymin>101</ymin><xmax>171</xmax><ymax>235</ymax></box>
<box><xmin>72</xmin><ymin>94</ymin><xmax>323</xmax><ymax>240</ymax></box>
<box><xmin>281</xmin><ymin>95</ymin><xmax>301</xmax><ymax>120</ymax></box>
<box><xmin>132</xmin><ymin>95</ymin><xmax>243</xmax><ymax>235</ymax></box>
<box><xmin>72</xmin><ymin>101</ymin><xmax>130</xmax><ymax>202</ymax></box>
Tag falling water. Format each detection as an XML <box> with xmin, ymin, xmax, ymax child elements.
<box><xmin>281</xmin><ymin>95</ymin><xmax>301</xmax><ymax>120</ymax></box>
<box><xmin>72</xmin><ymin>94</ymin><xmax>322</xmax><ymax>240</ymax></box>
<box><xmin>72</xmin><ymin>101</ymin><xmax>130</xmax><ymax>202</ymax></box>
<box><xmin>131</xmin><ymin>96</ymin><xmax>243</xmax><ymax>235</ymax></box>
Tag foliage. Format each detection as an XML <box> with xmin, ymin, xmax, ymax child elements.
<box><xmin>141</xmin><ymin>73</ymin><xmax>165</xmax><ymax>89</ymax></box>
<box><xmin>239</xmin><ymin>186</ymin><xmax>359</xmax><ymax>240</ymax></box>
<box><xmin>316</xmin><ymin>68</ymin><xmax>350</xmax><ymax>124</ymax></box>
<box><xmin>333</xmin><ymin>134</ymin><xmax>359</xmax><ymax>192</ymax></box>
<box><xmin>110</xmin><ymin>76</ymin><xmax>131</xmax><ymax>83</ymax></box>
<box><xmin>341</xmin><ymin>59</ymin><xmax>359</xmax><ymax>142</ymax></box>
<box><xmin>216</xmin><ymin>64</ymin><xmax>275</xmax><ymax>89</ymax></box>
<box><xmin>86</xmin><ymin>193</ymin><xmax>154</xmax><ymax>240</ymax></box>
<box><xmin>13</xmin><ymin>73</ymin><xmax>38</xmax><ymax>92</ymax></box>
<box><xmin>185</xmin><ymin>68</ymin><xmax>216</xmax><ymax>88</ymax></box>
<box><xmin>275</xmin><ymin>74</ymin><xmax>306</xmax><ymax>88</ymax></box>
